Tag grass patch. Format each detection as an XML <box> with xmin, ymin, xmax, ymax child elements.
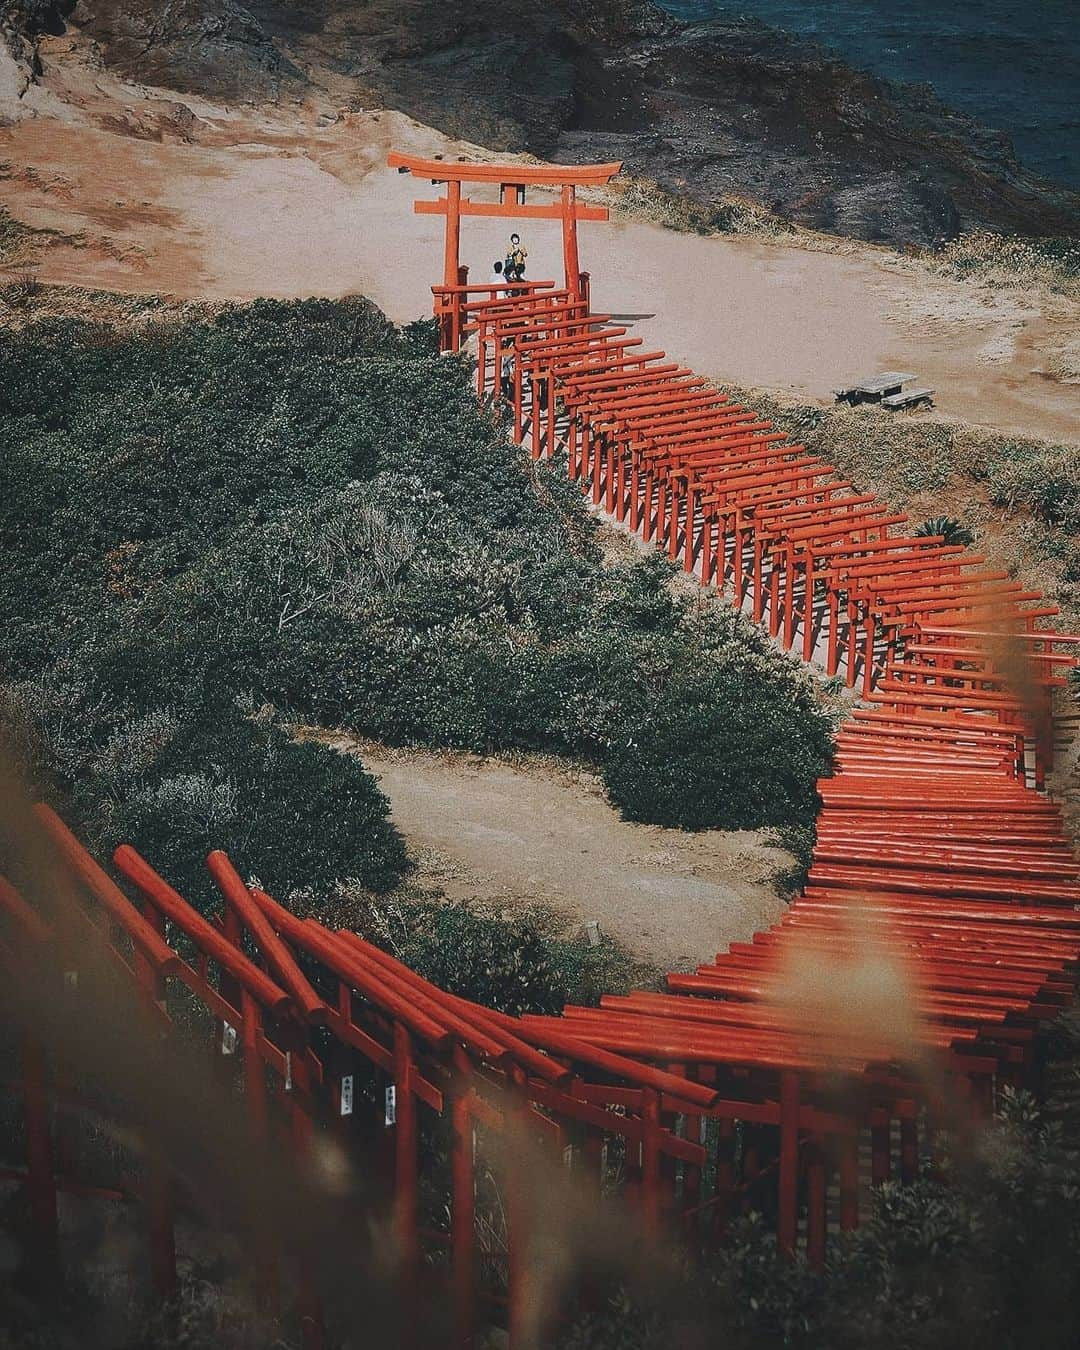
<box><xmin>608</xmin><ymin>175</ymin><xmax>792</xmax><ymax>238</ymax></box>
<box><xmin>926</xmin><ymin>230</ymin><xmax>1080</xmax><ymax>300</ymax></box>
<box><xmin>0</xmin><ymin>205</ymin><xmax>34</xmax><ymax>266</ymax></box>
<box><xmin>718</xmin><ymin>383</ymin><xmax>1080</xmax><ymax>627</ymax></box>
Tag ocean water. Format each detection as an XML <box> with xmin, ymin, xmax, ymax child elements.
<box><xmin>657</xmin><ymin>0</ymin><xmax>1080</xmax><ymax>192</ymax></box>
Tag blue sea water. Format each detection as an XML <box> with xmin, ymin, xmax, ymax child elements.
<box><xmin>656</xmin><ymin>0</ymin><xmax>1080</xmax><ymax>191</ymax></box>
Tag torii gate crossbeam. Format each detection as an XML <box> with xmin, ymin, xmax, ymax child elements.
<box><xmin>387</xmin><ymin>153</ymin><xmax>622</xmax><ymax>299</ymax></box>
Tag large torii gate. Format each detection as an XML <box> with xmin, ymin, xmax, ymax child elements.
<box><xmin>387</xmin><ymin>152</ymin><xmax>622</xmax><ymax>301</ymax></box>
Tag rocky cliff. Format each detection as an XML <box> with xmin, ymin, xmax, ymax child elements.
<box><xmin>7</xmin><ymin>0</ymin><xmax>1080</xmax><ymax>246</ymax></box>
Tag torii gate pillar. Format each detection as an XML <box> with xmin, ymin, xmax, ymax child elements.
<box><xmin>561</xmin><ymin>185</ymin><xmax>582</xmax><ymax>296</ymax></box>
<box><xmin>444</xmin><ymin>179</ymin><xmax>463</xmax><ymax>289</ymax></box>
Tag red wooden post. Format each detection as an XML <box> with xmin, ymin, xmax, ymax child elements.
<box><xmin>614</xmin><ymin>443</ymin><xmax>627</xmax><ymax>520</ymax></box>
<box><xmin>444</xmin><ymin>179</ymin><xmax>462</xmax><ymax>288</ymax></box>
<box><xmin>137</xmin><ymin>903</ymin><xmax>178</xmax><ymax>1302</ymax></box>
<box><xmin>839</xmin><ymin>1132</ymin><xmax>859</xmax><ymax>1232</ymax></box>
<box><xmin>513</xmin><ymin>350</ymin><xmax>524</xmax><ymax>441</ymax></box>
<box><xmin>683</xmin><ymin>490</ymin><xmax>697</xmax><ymax>572</ymax></box>
<box><xmin>806</xmin><ymin>1140</ymin><xmax>827</xmax><ymax>1271</ymax></box>
<box><xmin>450</xmin><ymin>1046</ymin><xmax>476</xmax><ymax>1350</ymax></box>
<box><xmin>667</xmin><ymin>484</ymin><xmax>680</xmax><ymax>561</ymax></box>
<box><xmin>826</xmin><ymin>588</ymin><xmax>840</xmax><ymax>674</ymax></box>
<box><xmin>732</xmin><ymin>522</ymin><xmax>744</xmax><ymax>605</ymax></box>
<box><xmin>768</xmin><ymin>563</ymin><xmax>781</xmax><ymax>638</ymax></box>
<box><xmin>628</xmin><ymin>454</ymin><xmax>641</xmax><ymax>530</ymax></box>
<box><xmin>642</xmin><ymin>472</ymin><xmax>655</xmax><ymax>540</ymax></box>
<box><xmin>21</xmin><ymin>1035</ymin><xmax>59</xmax><ymax>1284</ymax></box>
<box><xmin>286</xmin><ymin>1045</ymin><xmax>326</xmax><ymax>1350</ymax></box>
<box><xmin>783</xmin><ymin>551</ymin><xmax>798</xmax><ymax>649</ymax></box>
<box><xmin>862</xmin><ymin>613</ymin><xmax>878</xmax><ymax>697</ymax></box>
<box><xmin>752</xmin><ymin>535</ymin><xmax>766</xmax><ymax>622</ymax></box>
<box><xmin>846</xmin><ymin>601</ymin><xmax>860</xmax><ymax>688</ymax></box>
<box><xmin>451</xmin><ymin>262</ymin><xmax>468</xmax><ymax>354</ymax></box>
<box><xmin>243</xmin><ymin>989</ymin><xmax>277</xmax><ymax>1308</ymax></box>
<box><xmin>562</xmin><ymin>185</ymin><xmax>581</xmax><ymax>298</ymax></box>
<box><xmin>506</xmin><ymin>1067</ymin><xmax>531</xmax><ymax>1350</ymax></box>
<box><xmin>530</xmin><ymin>361</ymin><xmax>541</xmax><ymax>459</ymax></box>
<box><xmin>579</xmin><ymin>419</ymin><xmax>591</xmax><ymax>485</ymax></box>
<box><xmin>641</xmin><ymin>1087</ymin><xmax>661</xmax><ymax>1238</ymax></box>
<box><xmin>802</xmin><ymin>553</ymin><xmax>817</xmax><ymax>662</ymax></box>
<box><xmin>393</xmin><ymin>1022</ymin><xmax>420</xmax><ymax>1288</ymax></box>
<box><xmin>871</xmin><ymin>1116</ymin><xmax>891</xmax><ymax>1186</ymax></box>
<box><xmin>777</xmin><ymin>1071</ymin><xmax>799</xmax><ymax>1259</ymax></box>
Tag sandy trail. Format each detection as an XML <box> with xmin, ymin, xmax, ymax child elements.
<box><xmin>2</xmin><ymin>37</ymin><xmax>1077</xmax><ymax>443</ymax></box>
<box><xmin>327</xmin><ymin>741</ymin><xmax>790</xmax><ymax>972</ymax></box>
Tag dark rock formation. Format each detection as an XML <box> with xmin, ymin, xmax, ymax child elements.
<box><xmin>13</xmin><ymin>0</ymin><xmax>1080</xmax><ymax>244</ymax></box>
<box><xmin>66</xmin><ymin>0</ymin><xmax>301</xmax><ymax>101</ymax></box>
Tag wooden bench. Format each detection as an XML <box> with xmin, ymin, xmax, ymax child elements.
<box><xmin>882</xmin><ymin>386</ymin><xmax>935</xmax><ymax>410</ymax></box>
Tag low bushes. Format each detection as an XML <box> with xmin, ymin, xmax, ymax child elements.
<box><xmin>1</xmin><ymin>298</ymin><xmax>833</xmax><ymax>922</ymax></box>
<box><xmin>603</xmin><ymin>647</ymin><xmax>828</xmax><ymax>830</ymax></box>
<box><xmin>0</xmin><ymin>680</ymin><xmax>407</xmax><ymax>909</ymax></box>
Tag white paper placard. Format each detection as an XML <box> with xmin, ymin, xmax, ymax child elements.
<box><xmin>340</xmin><ymin>1074</ymin><xmax>354</xmax><ymax>1116</ymax></box>
<box><xmin>385</xmin><ymin>1084</ymin><xmax>397</xmax><ymax>1127</ymax></box>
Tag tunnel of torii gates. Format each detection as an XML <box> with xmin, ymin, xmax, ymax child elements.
<box><xmin>3</xmin><ymin>156</ymin><xmax>1080</xmax><ymax>1350</ymax></box>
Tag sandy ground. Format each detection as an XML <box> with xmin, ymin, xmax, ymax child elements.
<box><xmin>324</xmin><ymin>739</ymin><xmax>791</xmax><ymax>973</ymax></box>
<box><xmin>2</xmin><ymin>32</ymin><xmax>1077</xmax><ymax>444</ymax></box>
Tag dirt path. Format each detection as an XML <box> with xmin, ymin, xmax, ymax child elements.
<box><xmin>325</xmin><ymin>739</ymin><xmax>791</xmax><ymax>973</ymax></box>
<box><xmin>2</xmin><ymin>34</ymin><xmax>1077</xmax><ymax>444</ymax></box>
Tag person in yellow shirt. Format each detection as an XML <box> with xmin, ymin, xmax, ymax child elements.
<box><xmin>504</xmin><ymin>233</ymin><xmax>528</xmax><ymax>281</ymax></box>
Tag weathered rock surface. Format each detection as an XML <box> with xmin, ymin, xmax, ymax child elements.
<box><xmin>7</xmin><ymin>0</ymin><xmax>1080</xmax><ymax>245</ymax></box>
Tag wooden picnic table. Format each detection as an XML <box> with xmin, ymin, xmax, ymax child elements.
<box><xmin>834</xmin><ymin>371</ymin><xmax>917</xmax><ymax>403</ymax></box>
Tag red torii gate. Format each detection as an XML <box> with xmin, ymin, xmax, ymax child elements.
<box><xmin>387</xmin><ymin>152</ymin><xmax>622</xmax><ymax>301</ymax></box>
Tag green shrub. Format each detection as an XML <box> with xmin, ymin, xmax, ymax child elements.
<box><xmin>0</xmin><ymin>683</ymin><xmax>407</xmax><ymax>911</ymax></box>
<box><xmin>603</xmin><ymin>651</ymin><xmax>831</xmax><ymax>831</ymax></box>
<box><xmin>1</xmin><ymin>299</ymin><xmax>835</xmax><ymax>923</ymax></box>
<box><xmin>330</xmin><ymin>894</ymin><xmax>653</xmax><ymax>1016</ymax></box>
<box><xmin>982</xmin><ymin>442</ymin><xmax>1080</xmax><ymax>532</ymax></box>
<box><xmin>769</xmin><ymin>821</ymin><xmax>816</xmax><ymax>898</ymax></box>
<box><xmin>398</xmin><ymin>904</ymin><xmax>569</xmax><ymax>1016</ymax></box>
<box><xmin>915</xmin><ymin>516</ymin><xmax>974</xmax><ymax>547</ymax></box>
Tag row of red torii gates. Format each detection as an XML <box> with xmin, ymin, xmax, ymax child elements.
<box><xmin>1</xmin><ymin>155</ymin><xmax>1079</xmax><ymax>1349</ymax></box>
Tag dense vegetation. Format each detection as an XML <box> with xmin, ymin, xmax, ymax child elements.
<box><xmin>561</xmin><ymin>1075</ymin><xmax>1080</xmax><ymax>1350</ymax></box>
<box><xmin>0</xmin><ymin>297</ymin><xmax>832</xmax><ymax>917</ymax></box>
